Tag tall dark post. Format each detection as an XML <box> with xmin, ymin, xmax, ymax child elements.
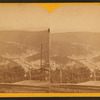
<box><xmin>93</xmin><ymin>69</ymin><xmax>96</xmax><ymax>81</ymax></box>
<box><xmin>29</xmin><ymin>67</ymin><xmax>32</xmax><ymax>80</ymax></box>
<box><xmin>60</xmin><ymin>67</ymin><xmax>62</xmax><ymax>83</ymax></box>
<box><xmin>48</xmin><ymin>28</ymin><xmax>51</xmax><ymax>92</ymax></box>
<box><xmin>40</xmin><ymin>43</ymin><xmax>42</xmax><ymax>69</ymax></box>
<box><xmin>40</xmin><ymin>43</ymin><xmax>45</xmax><ymax>81</ymax></box>
<box><xmin>40</xmin><ymin>43</ymin><xmax>43</xmax><ymax>81</ymax></box>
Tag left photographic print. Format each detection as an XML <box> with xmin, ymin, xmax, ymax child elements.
<box><xmin>0</xmin><ymin>5</ymin><xmax>50</xmax><ymax>93</ymax></box>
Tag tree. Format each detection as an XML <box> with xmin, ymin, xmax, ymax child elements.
<box><xmin>0</xmin><ymin>65</ymin><xmax>25</xmax><ymax>83</ymax></box>
<box><xmin>51</xmin><ymin>65</ymin><xmax>91</xmax><ymax>84</ymax></box>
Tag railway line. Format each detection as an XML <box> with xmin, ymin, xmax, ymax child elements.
<box><xmin>0</xmin><ymin>83</ymin><xmax>49</xmax><ymax>93</ymax></box>
<box><xmin>0</xmin><ymin>81</ymin><xmax>100</xmax><ymax>93</ymax></box>
<box><xmin>51</xmin><ymin>83</ymin><xmax>100</xmax><ymax>93</ymax></box>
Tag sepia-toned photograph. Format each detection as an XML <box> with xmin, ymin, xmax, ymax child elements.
<box><xmin>0</xmin><ymin>4</ymin><xmax>100</xmax><ymax>93</ymax></box>
<box><xmin>0</xmin><ymin>5</ymin><xmax>50</xmax><ymax>93</ymax></box>
<box><xmin>50</xmin><ymin>5</ymin><xmax>100</xmax><ymax>93</ymax></box>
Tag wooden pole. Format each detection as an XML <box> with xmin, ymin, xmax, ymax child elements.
<box><xmin>40</xmin><ymin>43</ymin><xmax>42</xmax><ymax>68</ymax></box>
<box><xmin>40</xmin><ymin>43</ymin><xmax>43</xmax><ymax>81</ymax></box>
<box><xmin>48</xmin><ymin>28</ymin><xmax>51</xmax><ymax>93</ymax></box>
<box><xmin>29</xmin><ymin>67</ymin><xmax>31</xmax><ymax>80</ymax></box>
<box><xmin>60</xmin><ymin>66</ymin><xmax>62</xmax><ymax>83</ymax></box>
<box><xmin>94</xmin><ymin>69</ymin><xmax>96</xmax><ymax>81</ymax></box>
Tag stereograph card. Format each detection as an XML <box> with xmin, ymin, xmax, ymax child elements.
<box><xmin>0</xmin><ymin>0</ymin><xmax>99</xmax><ymax>99</ymax></box>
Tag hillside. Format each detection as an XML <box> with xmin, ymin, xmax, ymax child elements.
<box><xmin>0</xmin><ymin>30</ymin><xmax>49</xmax><ymax>50</ymax></box>
<box><xmin>50</xmin><ymin>32</ymin><xmax>100</xmax><ymax>72</ymax></box>
<box><xmin>51</xmin><ymin>32</ymin><xmax>100</xmax><ymax>51</ymax></box>
<box><xmin>0</xmin><ymin>30</ymin><xmax>49</xmax><ymax>71</ymax></box>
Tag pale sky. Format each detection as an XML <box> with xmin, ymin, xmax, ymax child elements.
<box><xmin>0</xmin><ymin>5</ymin><xmax>50</xmax><ymax>31</ymax></box>
<box><xmin>0</xmin><ymin>5</ymin><xmax>100</xmax><ymax>33</ymax></box>
<box><xmin>50</xmin><ymin>5</ymin><xmax>100</xmax><ymax>33</ymax></box>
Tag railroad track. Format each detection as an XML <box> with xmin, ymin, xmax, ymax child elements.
<box><xmin>1</xmin><ymin>83</ymin><xmax>100</xmax><ymax>93</ymax></box>
<box><xmin>0</xmin><ymin>83</ymin><xmax>49</xmax><ymax>93</ymax></box>
<box><xmin>51</xmin><ymin>84</ymin><xmax>100</xmax><ymax>93</ymax></box>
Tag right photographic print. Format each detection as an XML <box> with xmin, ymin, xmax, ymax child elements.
<box><xmin>50</xmin><ymin>5</ymin><xmax>100</xmax><ymax>93</ymax></box>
